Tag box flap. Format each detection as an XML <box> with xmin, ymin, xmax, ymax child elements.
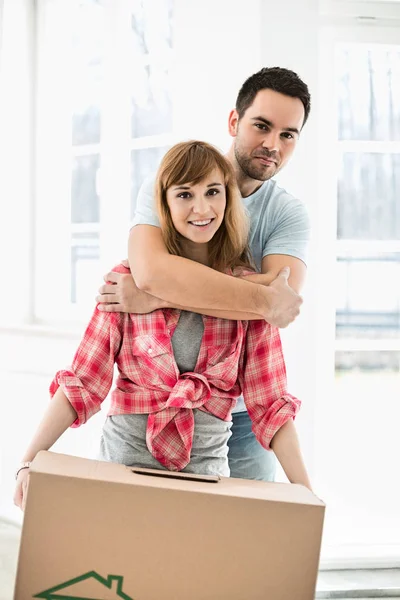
<box><xmin>31</xmin><ymin>451</ymin><xmax>324</xmax><ymax>507</ymax></box>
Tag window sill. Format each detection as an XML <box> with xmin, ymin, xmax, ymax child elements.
<box><xmin>316</xmin><ymin>568</ymin><xmax>400</xmax><ymax>598</ymax></box>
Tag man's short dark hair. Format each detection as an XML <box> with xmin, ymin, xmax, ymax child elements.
<box><xmin>236</xmin><ymin>67</ymin><xmax>311</xmax><ymax>127</ymax></box>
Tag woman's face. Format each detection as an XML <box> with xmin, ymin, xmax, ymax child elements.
<box><xmin>166</xmin><ymin>169</ymin><xmax>226</xmax><ymax>245</ymax></box>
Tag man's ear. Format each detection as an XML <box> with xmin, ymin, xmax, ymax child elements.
<box><xmin>228</xmin><ymin>109</ymin><xmax>239</xmax><ymax>137</ymax></box>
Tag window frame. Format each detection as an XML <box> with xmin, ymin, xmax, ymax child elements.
<box><xmin>318</xmin><ymin>21</ymin><xmax>400</xmax><ymax>352</ymax></box>
<box><xmin>315</xmin><ymin>19</ymin><xmax>400</xmax><ymax>567</ymax></box>
<box><xmin>33</xmin><ymin>0</ymin><xmax>175</xmax><ymax>327</ymax></box>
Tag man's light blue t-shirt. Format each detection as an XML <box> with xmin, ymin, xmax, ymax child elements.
<box><xmin>131</xmin><ymin>175</ymin><xmax>311</xmax><ymax>412</ymax></box>
<box><xmin>132</xmin><ymin>175</ymin><xmax>310</xmax><ymax>272</ymax></box>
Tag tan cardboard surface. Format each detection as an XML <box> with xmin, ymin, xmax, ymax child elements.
<box><xmin>15</xmin><ymin>451</ymin><xmax>325</xmax><ymax>600</ymax></box>
<box><xmin>30</xmin><ymin>450</ymin><xmax>324</xmax><ymax>505</ymax></box>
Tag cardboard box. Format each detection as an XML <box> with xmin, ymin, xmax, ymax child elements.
<box><xmin>14</xmin><ymin>451</ymin><xmax>325</xmax><ymax>600</ymax></box>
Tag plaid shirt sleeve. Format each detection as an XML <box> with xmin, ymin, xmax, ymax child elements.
<box><xmin>240</xmin><ymin>319</ymin><xmax>301</xmax><ymax>450</ymax></box>
<box><xmin>49</xmin><ymin>308</ymin><xmax>123</xmax><ymax>427</ymax></box>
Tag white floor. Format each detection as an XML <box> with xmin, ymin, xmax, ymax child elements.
<box><xmin>0</xmin><ymin>519</ymin><xmax>20</xmax><ymax>600</ymax></box>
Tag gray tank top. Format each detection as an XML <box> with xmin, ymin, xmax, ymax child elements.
<box><xmin>99</xmin><ymin>310</ymin><xmax>233</xmax><ymax>475</ymax></box>
<box><xmin>171</xmin><ymin>311</ymin><xmax>204</xmax><ymax>372</ymax></box>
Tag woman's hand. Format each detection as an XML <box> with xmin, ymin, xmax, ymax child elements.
<box><xmin>13</xmin><ymin>468</ymin><xmax>30</xmax><ymax>511</ymax></box>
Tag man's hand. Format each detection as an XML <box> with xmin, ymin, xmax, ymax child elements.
<box><xmin>96</xmin><ymin>261</ymin><xmax>165</xmax><ymax>314</ymax></box>
<box><xmin>265</xmin><ymin>267</ymin><xmax>303</xmax><ymax>328</ymax></box>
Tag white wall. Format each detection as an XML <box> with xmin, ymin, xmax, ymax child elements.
<box><xmin>172</xmin><ymin>0</ymin><xmax>262</xmax><ymax>149</ymax></box>
<box><xmin>258</xmin><ymin>0</ymin><xmax>322</xmax><ymax>479</ymax></box>
<box><xmin>0</xmin><ymin>0</ymin><xmax>36</xmax><ymax>323</ymax></box>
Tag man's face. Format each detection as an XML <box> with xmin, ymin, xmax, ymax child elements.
<box><xmin>229</xmin><ymin>89</ymin><xmax>305</xmax><ymax>182</ymax></box>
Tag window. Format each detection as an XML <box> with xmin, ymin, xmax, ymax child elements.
<box><xmin>336</xmin><ymin>43</ymin><xmax>400</xmax><ymax>340</ymax></box>
<box><xmin>335</xmin><ymin>43</ymin><xmax>400</xmax><ymax>338</ymax></box>
<box><xmin>317</xmin><ymin>26</ymin><xmax>400</xmax><ymax>563</ymax></box>
<box><xmin>34</xmin><ymin>0</ymin><xmax>174</xmax><ymax>324</ymax></box>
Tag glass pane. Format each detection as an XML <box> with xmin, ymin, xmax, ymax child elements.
<box><xmin>71</xmin><ymin>0</ymin><xmax>105</xmax><ymax>145</ymax></box>
<box><xmin>131</xmin><ymin>0</ymin><xmax>173</xmax><ymax>55</ymax></box>
<box><xmin>318</xmin><ymin>352</ymin><xmax>400</xmax><ymax>547</ymax></box>
<box><xmin>335</xmin><ymin>254</ymin><xmax>400</xmax><ymax>339</ymax></box>
<box><xmin>71</xmin><ymin>154</ymin><xmax>100</xmax><ymax>223</ymax></box>
<box><xmin>130</xmin><ymin>146</ymin><xmax>169</xmax><ymax>218</ymax></box>
<box><xmin>130</xmin><ymin>0</ymin><xmax>174</xmax><ymax>138</ymax></box>
<box><xmin>337</xmin><ymin>153</ymin><xmax>400</xmax><ymax>240</ymax></box>
<box><xmin>337</xmin><ymin>45</ymin><xmax>400</xmax><ymax>141</ymax></box>
<box><xmin>131</xmin><ymin>65</ymin><xmax>173</xmax><ymax>138</ymax></box>
<box><xmin>70</xmin><ymin>231</ymin><xmax>100</xmax><ymax>304</ymax></box>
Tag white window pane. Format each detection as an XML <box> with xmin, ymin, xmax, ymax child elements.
<box><xmin>131</xmin><ymin>65</ymin><xmax>173</xmax><ymax>138</ymax></box>
<box><xmin>71</xmin><ymin>153</ymin><xmax>100</xmax><ymax>306</ymax></box>
<box><xmin>318</xmin><ymin>352</ymin><xmax>400</xmax><ymax>548</ymax></box>
<box><xmin>130</xmin><ymin>0</ymin><xmax>174</xmax><ymax>138</ymax></box>
<box><xmin>337</xmin><ymin>45</ymin><xmax>400</xmax><ymax>141</ymax></box>
<box><xmin>71</xmin><ymin>154</ymin><xmax>100</xmax><ymax>223</ymax></box>
<box><xmin>338</xmin><ymin>153</ymin><xmax>400</xmax><ymax>240</ymax></box>
<box><xmin>130</xmin><ymin>0</ymin><xmax>173</xmax><ymax>55</ymax></box>
<box><xmin>35</xmin><ymin>0</ymin><xmax>173</xmax><ymax>321</ymax></box>
<box><xmin>71</xmin><ymin>233</ymin><xmax>100</xmax><ymax>304</ymax></box>
<box><xmin>71</xmin><ymin>0</ymin><xmax>106</xmax><ymax>145</ymax></box>
<box><xmin>335</xmin><ymin>255</ymin><xmax>400</xmax><ymax>339</ymax></box>
<box><xmin>130</xmin><ymin>146</ymin><xmax>169</xmax><ymax>218</ymax></box>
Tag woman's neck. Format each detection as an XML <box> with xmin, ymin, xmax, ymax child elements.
<box><xmin>179</xmin><ymin>238</ymin><xmax>209</xmax><ymax>267</ymax></box>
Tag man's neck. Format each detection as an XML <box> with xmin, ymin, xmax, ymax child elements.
<box><xmin>225</xmin><ymin>148</ymin><xmax>265</xmax><ymax>198</ymax></box>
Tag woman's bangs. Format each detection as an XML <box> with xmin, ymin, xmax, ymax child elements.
<box><xmin>165</xmin><ymin>146</ymin><xmax>228</xmax><ymax>189</ymax></box>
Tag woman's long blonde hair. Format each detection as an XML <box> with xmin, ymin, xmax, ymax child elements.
<box><xmin>155</xmin><ymin>140</ymin><xmax>253</xmax><ymax>272</ymax></box>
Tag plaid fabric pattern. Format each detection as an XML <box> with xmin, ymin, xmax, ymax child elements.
<box><xmin>50</xmin><ymin>266</ymin><xmax>301</xmax><ymax>471</ymax></box>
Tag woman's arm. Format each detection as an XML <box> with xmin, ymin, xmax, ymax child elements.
<box><xmin>14</xmin><ymin>307</ymin><xmax>122</xmax><ymax>510</ymax></box>
<box><xmin>240</xmin><ymin>320</ymin><xmax>311</xmax><ymax>489</ymax></box>
<box><xmin>14</xmin><ymin>389</ymin><xmax>77</xmax><ymax>510</ymax></box>
<box><xmin>20</xmin><ymin>388</ymin><xmax>77</xmax><ymax>463</ymax></box>
<box><xmin>270</xmin><ymin>419</ymin><xmax>312</xmax><ymax>490</ymax></box>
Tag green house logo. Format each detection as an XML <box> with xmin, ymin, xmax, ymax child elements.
<box><xmin>33</xmin><ymin>570</ymin><xmax>134</xmax><ymax>600</ymax></box>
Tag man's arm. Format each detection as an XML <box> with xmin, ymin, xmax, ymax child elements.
<box><xmin>128</xmin><ymin>225</ymin><xmax>302</xmax><ymax>326</ymax></box>
<box><xmin>96</xmin><ymin>174</ymin><xmax>305</xmax><ymax>326</ymax></box>
<box><xmin>97</xmin><ymin>229</ymin><xmax>304</xmax><ymax>326</ymax></box>
<box><xmin>97</xmin><ymin>250</ymin><xmax>306</xmax><ymax>322</ymax></box>
<box><xmin>242</xmin><ymin>254</ymin><xmax>307</xmax><ymax>294</ymax></box>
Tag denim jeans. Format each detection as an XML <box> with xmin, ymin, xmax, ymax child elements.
<box><xmin>227</xmin><ymin>410</ymin><xmax>277</xmax><ymax>481</ymax></box>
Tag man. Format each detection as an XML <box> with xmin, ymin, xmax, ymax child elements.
<box><xmin>97</xmin><ymin>66</ymin><xmax>311</xmax><ymax>482</ymax></box>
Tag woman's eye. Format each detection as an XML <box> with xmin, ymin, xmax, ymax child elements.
<box><xmin>177</xmin><ymin>192</ymin><xmax>191</xmax><ymax>199</ymax></box>
<box><xmin>206</xmin><ymin>188</ymin><xmax>219</xmax><ymax>196</ymax></box>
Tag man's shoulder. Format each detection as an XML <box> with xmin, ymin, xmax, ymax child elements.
<box><xmin>249</xmin><ymin>180</ymin><xmax>308</xmax><ymax>225</ymax></box>
<box><xmin>259</xmin><ymin>179</ymin><xmax>304</xmax><ymax>209</ymax></box>
<box><xmin>139</xmin><ymin>173</ymin><xmax>157</xmax><ymax>194</ymax></box>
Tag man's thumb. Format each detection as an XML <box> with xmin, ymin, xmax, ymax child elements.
<box><xmin>278</xmin><ymin>266</ymin><xmax>290</xmax><ymax>280</ymax></box>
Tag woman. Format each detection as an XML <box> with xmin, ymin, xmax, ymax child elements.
<box><xmin>14</xmin><ymin>141</ymin><xmax>311</xmax><ymax>510</ymax></box>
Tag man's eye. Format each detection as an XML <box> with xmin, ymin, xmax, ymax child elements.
<box><xmin>255</xmin><ymin>123</ymin><xmax>267</xmax><ymax>131</ymax></box>
<box><xmin>282</xmin><ymin>132</ymin><xmax>294</xmax><ymax>140</ymax></box>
